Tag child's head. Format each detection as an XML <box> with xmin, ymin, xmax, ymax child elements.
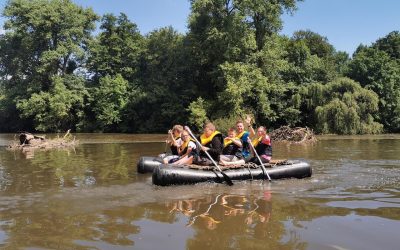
<box><xmin>257</xmin><ymin>126</ymin><xmax>266</xmax><ymax>136</ymax></box>
<box><xmin>203</xmin><ymin>122</ymin><xmax>216</xmax><ymax>136</ymax></box>
<box><xmin>172</xmin><ymin>125</ymin><xmax>183</xmax><ymax>136</ymax></box>
<box><xmin>227</xmin><ymin>127</ymin><xmax>237</xmax><ymax>138</ymax></box>
<box><xmin>236</xmin><ymin>120</ymin><xmax>244</xmax><ymax>133</ymax></box>
<box><xmin>181</xmin><ymin>131</ymin><xmax>191</xmax><ymax>142</ymax></box>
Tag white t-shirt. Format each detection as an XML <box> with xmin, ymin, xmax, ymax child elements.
<box><xmin>175</xmin><ymin>138</ymin><xmax>183</xmax><ymax>147</ymax></box>
<box><xmin>188</xmin><ymin>141</ymin><xmax>197</xmax><ymax>149</ymax></box>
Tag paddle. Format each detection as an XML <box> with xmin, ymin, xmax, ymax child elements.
<box><xmin>185</xmin><ymin>126</ymin><xmax>234</xmax><ymax>186</ymax></box>
<box><xmin>248</xmin><ymin>138</ymin><xmax>272</xmax><ymax>182</ymax></box>
<box><xmin>163</xmin><ymin>135</ymin><xmax>169</xmax><ymax>154</ymax></box>
<box><xmin>161</xmin><ymin>130</ymin><xmax>172</xmax><ymax>158</ymax></box>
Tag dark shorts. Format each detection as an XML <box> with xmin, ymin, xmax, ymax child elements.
<box><xmin>168</xmin><ymin>157</ymin><xmax>180</xmax><ymax>164</ymax></box>
<box><xmin>248</xmin><ymin>156</ymin><xmax>270</xmax><ymax>165</ymax></box>
<box><xmin>192</xmin><ymin>155</ymin><xmax>214</xmax><ymax>166</ymax></box>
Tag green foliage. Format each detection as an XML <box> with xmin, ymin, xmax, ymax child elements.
<box><xmin>212</xmin><ymin>116</ymin><xmax>243</xmax><ymax>135</ymax></box>
<box><xmin>91</xmin><ymin>74</ymin><xmax>128</xmax><ymax>131</ymax></box>
<box><xmin>1</xmin><ymin>0</ymin><xmax>98</xmax><ymax>90</ymax></box>
<box><xmin>0</xmin><ymin>0</ymin><xmax>399</xmax><ymax>135</ymax></box>
<box><xmin>292</xmin><ymin>30</ymin><xmax>335</xmax><ymax>58</ymax></box>
<box><xmin>219</xmin><ymin>62</ymin><xmax>273</xmax><ymax>119</ymax></box>
<box><xmin>187</xmin><ymin>97</ymin><xmax>209</xmax><ymax>131</ymax></box>
<box><xmin>16</xmin><ymin>75</ymin><xmax>88</xmax><ymax>132</ymax></box>
<box><xmin>249</xmin><ymin>34</ymin><xmax>290</xmax><ymax>82</ymax></box>
<box><xmin>132</xmin><ymin>26</ymin><xmax>190</xmax><ymax>132</ymax></box>
<box><xmin>373</xmin><ymin>31</ymin><xmax>400</xmax><ymax>60</ymax></box>
<box><xmin>87</xmin><ymin>13</ymin><xmax>143</xmax><ymax>81</ymax></box>
<box><xmin>303</xmin><ymin>78</ymin><xmax>382</xmax><ymax>134</ymax></box>
<box><xmin>283</xmin><ymin>32</ymin><xmax>338</xmax><ymax>84</ymax></box>
<box><xmin>0</xmin><ymin>0</ymin><xmax>97</xmax><ymax>132</ymax></box>
<box><xmin>333</xmin><ymin>51</ymin><xmax>350</xmax><ymax>75</ymax></box>
<box><xmin>346</xmin><ymin>44</ymin><xmax>400</xmax><ymax>132</ymax></box>
<box><xmin>237</xmin><ymin>0</ymin><xmax>300</xmax><ymax>51</ymax></box>
<box><xmin>85</xmin><ymin>13</ymin><xmax>146</xmax><ymax>132</ymax></box>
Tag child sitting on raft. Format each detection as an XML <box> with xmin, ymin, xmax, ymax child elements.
<box><xmin>219</xmin><ymin>125</ymin><xmax>272</xmax><ymax>166</ymax></box>
<box><xmin>219</xmin><ymin>127</ymin><xmax>245</xmax><ymax>166</ymax></box>
<box><xmin>159</xmin><ymin>124</ymin><xmax>183</xmax><ymax>163</ymax></box>
<box><xmin>168</xmin><ymin>130</ymin><xmax>197</xmax><ymax>164</ymax></box>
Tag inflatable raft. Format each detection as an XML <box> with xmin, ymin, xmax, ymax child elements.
<box><xmin>137</xmin><ymin>156</ymin><xmax>312</xmax><ymax>186</ymax></box>
<box><xmin>137</xmin><ymin>156</ymin><xmax>164</xmax><ymax>173</ymax></box>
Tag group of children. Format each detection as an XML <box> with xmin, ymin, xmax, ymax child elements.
<box><xmin>161</xmin><ymin>118</ymin><xmax>272</xmax><ymax>167</ymax></box>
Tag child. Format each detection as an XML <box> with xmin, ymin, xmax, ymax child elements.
<box><xmin>170</xmin><ymin>130</ymin><xmax>197</xmax><ymax>165</ymax></box>
<box><xmin>219</xmin><ymin>128</ymin><xmax>245</xmax><ymax>165</ymax></box>
<box><xmin>159</xmin><ymin>124</ymin><xmax>183</xmax><ymax>162</ymax></box>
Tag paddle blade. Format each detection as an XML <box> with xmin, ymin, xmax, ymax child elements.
<box><xmin>221</xmin><ymin>171</ymin><xmax>233</xmax><ymax>186</ymax></box>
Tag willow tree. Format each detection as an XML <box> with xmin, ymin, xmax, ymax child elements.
<box><xmin>301</xmin><ymin>77</ymin><xmax>382</xmax><ymax>134</ymax></box>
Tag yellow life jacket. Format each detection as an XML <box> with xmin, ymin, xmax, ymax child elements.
<box><xmin>200</xmin><ymin>131</ymin><xmax>221</xmax><ymax>145</ymax></box>
<box><xmin>180</xmin><ymin>138</ymin><xmax>195</xmax><ymax>152</ymax></box>
<box><xmin>252</xmin><ymin>137</ymin><xmax>263</xmax><ymax>147</ymax></box>
<box><xmin>224</xmin><ymin>137</ymin><xmax>240</xmax><ymax>147</ymax></box>
<box><xmin>236</xmin><ymin>131</ymin><xmax>248</xmax><ymax>139</ymax></box>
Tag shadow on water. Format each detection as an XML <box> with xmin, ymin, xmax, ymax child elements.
<box><xmin>0</xmin><ymin>133</ymin><xmax>399</xmax><ymax>249</ymax></box>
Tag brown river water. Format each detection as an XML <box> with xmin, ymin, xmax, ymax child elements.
<box><xmin>0</xmin><ymin>133</ymin><xmax>399</xmax><ymax>250</ymax></box>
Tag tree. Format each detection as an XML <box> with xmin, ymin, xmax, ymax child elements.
<box><xmin>0</xmin><ymin>0</ymin><xmax>98</xmax><ymax>132</ymax></box>
<box><xmin>300</xmin><ymin>78</ymin><xmax>382</xmax><ymax>134</ymax></box>
<box><xmin>237</xmin><ymin>0</ymin><xmax>300</xmax><ymax>51</ymax></box>
<box><xmin>16</xmin><ymin>75</ymin><xmax>88</xmax><ymax>132</ymax></box>
<box><xmin>187</xmin><ymin>0</ymin><xmax>256</xmax><ymax>101</ymax></box>
<box><xmin>283</xmin><ymin>31</ymin><xmax>339</xmax><ymax>84</ymax></box>
<box><xmin>1</xmin><ymin>0</ymin><xmax>98</xmax><ymax>91</ymax></box>
<box><xmin>346</xmin><ymin>45</ymin><xmax>400</xmax><ymax>132</ymax></box>
<box><xmin>333</xmin><ymin>51</ymin><xmax>350</xmax><ymax>75</ymax></box>
<box><xmin>87</xmin><ymin>13</ymin><xmax>144</xmax><ymax>82</ymax></box>
<box><xmin>373</xmin><ymin>31</ymin><xmax>400</xmax><ymax>60</ymax></box>
<box><xmin>292</xmin><ymin>30</ymin><xmax>334</xmax><ymax>58</ymax></box>
<box><xmin>91</xmin><ymin>74</ymin><xmax>129</xmax><ymax>132</ymax></box>
<box><xmin>186</xmin><ymin>0</ymin><xmax>302</xmax><ymax>125</ymax></box>
<box><xmin>133</xmin><ymin>27</ymin><xmax>191</xmax><ymax>132</ymax></box>
<box><xmin>218</xmin><ymin>62</ymin><xmax>274</xmax><ymax>120</ymax></box>
<box><xmin>187</xmin><ymin>97</ymin><xmax>209</xmax><ymax>130</ymax></box>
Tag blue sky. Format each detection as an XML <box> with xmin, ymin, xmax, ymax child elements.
<box><xmin>1</xmin><ymin>0</ymin><xmax>399</xmax><ymax>55</ymax></box>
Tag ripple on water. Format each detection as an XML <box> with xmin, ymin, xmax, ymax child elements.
<box><xmin>326</xmin><ymin>200</ymin><xmax>400</xmax><ymax>209</ymax></box>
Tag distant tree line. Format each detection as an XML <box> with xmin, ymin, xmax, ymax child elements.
<box><xmin>0</xmin><ymin>0</ymin><xmax>399</xmax><ymax>134</ymax></box>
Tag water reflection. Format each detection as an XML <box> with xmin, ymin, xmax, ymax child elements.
<box><xmin>0</xmin><ymin>186</ymin><xmax>399</xmax><ymax>249</ymax></box>
<box><xmin>170</xmin><ymin>193</ymin><xmax>274</xmax><ymax>230</ymax></box>
<box><xmin>0</xmin><ymin>143</ymin><xmax>144</xmax><ymax>194</ymax></box>
<box><xmin>0</xmin><ymin>134</ymin><xmax>399</xmax><ymax>249</ymax></box>
<box><xmin>164</xmin><ymin>193</ymin><xmax>308</xmax><ymax>250</ymax></box>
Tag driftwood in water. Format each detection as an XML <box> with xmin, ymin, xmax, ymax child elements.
<box><xmin>19</xmin><ymin>132</ymin><xmax>46</xmax><ymax>145</ymax></box>
<box><xmin>270</xmin><ymin>126</ymin><xmax>317</xmax><ymax>144</ymax></box>
<box><xmin>8</xmin><ymin>130</ymin><xmax>78</xmax><ymax>151</ymax></box>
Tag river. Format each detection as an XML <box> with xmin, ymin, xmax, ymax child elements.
<box><xmin>0</xmin><ymin>133</ymin><xmax>399</xmax><ymax>250</ymax></box>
